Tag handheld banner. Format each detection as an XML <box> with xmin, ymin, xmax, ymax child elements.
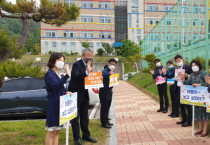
<box><xmin>85</xmin><ymin>72</ymin><xmax>103</xmax><ymax>89</ymax></box>
<box><xmin>180</xmin><ymin>85</ymin><xmax>207</xmax><ymax>107</ymax></box>
<box><xmin>175</xmin><ymin>69</ymin><xmax>185</xmax><ymax>81</ymax></box>
<box><xmin>156</xmin><ymin>76</ymin><xmax>166</xmax><ymax>85</ymax></box>
<box><xmin>167</xmin><ymin>78</ymin><xmax>175</xmax><ymax>85</ymax></box>
<box><xmin>109</xmin><ymin>73</ymin><xmax>119</xmax><ymax>87</ymax></box>
<box><xmin>206</xmin><ymin>91</ymin><xmax>210</xmax><ymax>113</ymax></box>
<box><xmin>59</xmin><ymin>93</ymin><xmax>77</xmax><ymax>126</ymax></box>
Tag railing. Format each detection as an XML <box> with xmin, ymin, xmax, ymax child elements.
<box><xmin>141</xmin><ymin>0</ymin><xmax>210</xmax><ymax>71</ymax></box>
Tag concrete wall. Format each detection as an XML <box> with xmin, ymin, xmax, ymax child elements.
<box><xmin>33</xmin><ymin>62</ymin><xmax>124</xmax><ymax>80</ymax></box>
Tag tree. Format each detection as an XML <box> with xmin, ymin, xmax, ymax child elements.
<box><xmin>121</xmin><ymin>39</ymin><xmax>142</xmax><ymax>58</ymax></box>
<box><xmin>97</xmin><ymin>48</ymin><xmax>105</xmax><ymax>56</ymax></box>
<box><xmin>0</xmin><ymin>0</ymin><xmax>80</xmax><ymax>60</ymax></box>
<box><xmin>144</xmin><ymin>53</ymin><xmax>157</xmax><ymax>70</ymax></box>
<box><xmin>81</xmin><ymin>41</ymin><xmax>90</xmax><ymax>48</ymax></box>
<box><xmin>0</xmin><ymin>29</ymin><xmax>25</xmax><ymax>61</ymax></box>
<box><xmin>101</xmin><ymin>42</ymin><xmax>114</xmax><ymax>56</ymax></box>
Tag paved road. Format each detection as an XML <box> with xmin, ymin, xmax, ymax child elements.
<box><xmin>114</xmin><ymin>81</ymin><xmax>210</xmax><ymax>145</ymax></box>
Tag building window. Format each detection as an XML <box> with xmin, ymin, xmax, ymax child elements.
<box><xmin>64</xmin><ymin>0</ymin><xmax>76</xmax><ymax>6</ymax></box>
<box><xmin>81</xmin><ymin>16</ymin><xmax>93</xmax><ymax>23</ymax></box>
<box><xmin>61</xmin><ymin>42</ymin><xmax>67</xmax><ymax>52</ymax></box>
<box><xmin>193</xmin><ymin>6</ymin><xmax>204</xmax><ymax>13</ymax></box>
<box><xmin>90</xmin><ymin>42</ymin><xmax>94</xmax><ymax>52</ymax></box>
<box><xmin>52</xmin><ymin>42</ymin><xmax>57</xmax><ymax>51</ymax></box>
<box><xmin>45</xmin><ymin>41</ymin><xmax>48</xmax><ymax>47</ymax></box>
<box><xmin>200</xmin><ymin>20</ymin><xmax>204</xmax><ymax>26</ymax></box>
<box><xmin>98</xmin><ymin>2</ymin><xmax>111</xmax><ymax>9</ymax></box>
<box><xmin>137</xmin><ymin>29</ymin><xmax>141</xmax><ymax>40</ymax></box>
<box><xmin>147</xmin><ymin>18</ymin><xmax>158</xmax><ymax>25</ymax></box>
<box><xmin>99</xmin><ymin>31</ymin><xmax>111</xmax><ymax>38</ymax></box>
<box><xmin>45</xmin><ymin>30</ymin><xmax>58</xmax><ymax>37</ymax></box>
<box><xmin>193</xmin><ymin>34</ymin><xmax>197</xmax><ymax>40</ymax></box>
<box><xmin>132</xmin><ymin>0</ymin><xmax>139</xmax><ymax>13</ymax></box>
<box><xmin>81</xmin><ymin>1</ymin><xmax>93</xmax><ymax>8</ymax></box>
<box><xmin>163</xmin><ymin>5</ymin><xmax>173</xmax><ymax>11</ymax></box>
<box><xmin>166</xmin><ymin>19</ymin><xmax>171</xmax><ymax>25</ymax></box>
<box><xmin>96</xmin><ymin>42</ymin><xmax>101</xmax><ymax>49</ymax></box>
<box><xmin>64</xmin><ymin>31</ymin><xmax>76</xmax><ymax>37</ymax></box>
<box><xmin>193</xmin><ymin>19</ymin><xmax>198</xmax><ymax>26</ymax></box>
<box><xmin>70</xmin><ymin>42</ymin><xmax>76</xmax><ymax>53</ymax></box>
<box><xmin>98</xmin><ymin>16</ymin><xmax>111</xmax><ymax>23</ymax></box>
<box><xmin>147</xmin><ymin>4</ymin><xmax>158</xmax><ymax>11</ymax></box>
<box><xmin>81</xmin><ymin>31</ymin><xmax>93</xmax><ymax>38</ymax></box>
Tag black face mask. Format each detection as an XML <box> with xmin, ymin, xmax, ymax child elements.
<box><xmin>85</xmin><ymin>58</ymin><xmax>93</xmax><ymax>63</ymax></box>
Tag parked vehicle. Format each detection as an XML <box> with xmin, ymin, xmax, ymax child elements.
<box><xmin>0</xmin><ymin>77</ymin><xmax>99</xmax><ymax>117</ymax></box>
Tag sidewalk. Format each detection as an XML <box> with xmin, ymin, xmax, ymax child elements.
<box><xmin>114</xmin><ymin>81</ymin><xmax>210</xmax><ymax>145</ymax></box>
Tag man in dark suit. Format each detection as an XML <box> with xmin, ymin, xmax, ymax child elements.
<box><xmin>173</xmin><ymin>55</ymin><xmax>192</xmax><ymax>127</ymax></box>
<box><xmin>68</xmin><ymin>48</ymin><xmax>97</xmax><ymax>145</ymax></box>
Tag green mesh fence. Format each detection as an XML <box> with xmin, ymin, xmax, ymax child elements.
<box><xmin>141</xmin><ymin>0</ymin><xmax>210</xmax><ymax>71</ymax></box>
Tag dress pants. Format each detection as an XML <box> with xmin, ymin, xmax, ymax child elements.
<box><xmin>99</xmin><ymin>88</ymin><xmax>112</xmax><ymax>125</ymax></box>
<box><xmin>71</xmin><ymin>90</ymin><xmax>90</xmax><ymax>141</ymax></box>
<box><xmin>170</xmin><ymin>84</ymin><xmax>176</xmax><ymax>114</ymax></box>
<box><xmin>157</xmin><ymin>83</ymin><xmax>169</xmax><ymax>110</ymax></box>
<box><xmin>175</xmin><ymin>86</ymin><xmax>192</xmax><ymax>123</ymax></box>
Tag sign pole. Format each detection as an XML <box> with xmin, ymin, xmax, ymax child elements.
<box><xmin>66</xmin><ymin>122</ymin><xmax>69</xmax><ymax>145</ymax></box>
<box><xmin>192</xmin><ymin>105</ymin><xmax>195</xmax><ymax>136</ymax></box>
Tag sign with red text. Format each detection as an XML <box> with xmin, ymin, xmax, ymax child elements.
<box><xmin>156</xmin><ymin>76</ymin><xmax>166</xmax><ymax>85</ymax></box>
<box><xmin>85</xmin><ymin>72</ymin><xmax>103</xmax><ymax>89</ymax></box>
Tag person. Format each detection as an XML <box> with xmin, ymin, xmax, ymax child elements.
<box><xmin>99</xmin><ymin>58</ymin><xmax>117</xmax><ymax>128</ymax></box>
<box><xmin>205</xmin><ymin>75</ymin><xmax>210</xmax><ymax>93</ymax></box>
<box><xmin>173</xmin><ymin>55</ymin><xmax>192</xmax><ymax>127</ymax></box>
<box><xmin>162</xmin><ymin>60</ymin><xmax>176</xmax><ymax>117</ymax></box>
<box><xmin>150</xmin><ymin>59</ymin><xmax>169</xmax><ymax>113</ymax></box>
<box><xmin>44</xmin><ymin>52</ymin><xmax>72</xmax><ymax>145</ymax></box>
<box><xmin>68</xmin><ymin>48</ymin><xmax>97</xmax><ymax>145</ymax></box>
<box><xmin>179</xmin><ymin>60</ymin><xmax>209</xmax><ymax>137</ymax></box>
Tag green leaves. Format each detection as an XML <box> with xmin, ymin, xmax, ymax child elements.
<box><xmin>0</xmin><ymin>60</ymin><xmax>46</xmax><ymax>80</ymax></box>
<box><xmin>144</xmin><ymin>53</ymin><xmax>157</xmax><ymax>69</ymax></box>
<box><xmin>101</xmin><ymin>42</ymin><xmax>114</xmax><ymax>56</ymax></box>
<box><xmin>121</xmin><ymin>39</ymin><xmax>142</xmax><ymax>58</ymax></box>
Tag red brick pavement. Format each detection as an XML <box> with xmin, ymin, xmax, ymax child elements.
<box><xmin>114</xmin><ymin>81</ymin><xmax>210</xmax><ymax>145</ymax></box>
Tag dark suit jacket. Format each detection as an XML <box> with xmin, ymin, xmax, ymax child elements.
<box><xmin>68</xmin><ymin>59</ymin><xmax>88</xmax><ymax>92</ymax></box>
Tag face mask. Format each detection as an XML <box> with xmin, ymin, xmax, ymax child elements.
<box><xmin>55</xmin><ymin>61</ymin><xmax>64</xmax><ymax>69</ymax></box>
<box><xmin>192</xmin><ymin>66</ymin><xmax>199</xmax><ymax>72</ymax></box>
<box><xmin>109</xmin><ymin>65</ymin><xmax>115</xmax><ymax>70</ymax></box>
<box><xmin>168</xmin><ymin>65</ymin><xmax>173</xmax><ymax>69</ymax></box>
<box><xmin>176</xmin><ymin>61</ymin><xmax>183</xmax><ymax>67</ymax></box>
<box><xmin>85</xmin><ymin>58</ymin><xmax>93</xmax><ymax>63</ymax></box>
<box><xmin>156</xmin><ymin>62</ymin><xmax>161</xmax><ymax>67</ymax></box>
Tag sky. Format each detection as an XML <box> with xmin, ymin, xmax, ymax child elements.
<box><xmin>6</xmin><ymin>0</ymin><xmax>40</xmax><ymax>4</ymax></box>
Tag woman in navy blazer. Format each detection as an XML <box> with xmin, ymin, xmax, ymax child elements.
<box><xmin>44</xmin><ymin>52</ymin><xmax>71</xmax><ymax>145</ymax></box>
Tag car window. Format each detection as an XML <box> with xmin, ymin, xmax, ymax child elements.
<box><xmin>30</xmin><ymin>79</ymin><xmax>45</xmax><ymax>90</ymax></box>
<box><xmin>2</xmin><ymin>79</ymin><xmax>31</xmax><ymax>92</ymax></box>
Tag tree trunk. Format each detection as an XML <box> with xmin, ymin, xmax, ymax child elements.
<box><xmin>17</xmin><ymin>18</ymin><xmax>31</xmax><ymax>48</ymax></box>
<box><xmin>0</xmin><ymin>50</ymin><xmax>10</xmax><ymax>62</ymax></box>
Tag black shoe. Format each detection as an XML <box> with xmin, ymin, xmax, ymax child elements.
<box><xmin>171</xmin><ymin>114</ymin><xmax>179</xmax><ymax>118</ymax></box>
<box><xmin>177</xmin><ymin>121</ymin><xmax>186</xmax><ymax>125</ymax></box>
<box><xmin>163</xmin><ymin>109</ymin><xmax>168</xmax><ymax>113</ymax></box>
<box><xmin>108</xmin><ymin>118</ymin><xmax>111</xmax><ymax>120</ymax></box>
<box><xmin>82</xmin><ymin>136</ymin><xmax>97</xmax><ymax>143</ymax></box>
<box><xmin>101</xmin><ymin>124</ymin><xmax>112</xmax><ymax>129</ymax></box>
<box><xmin>75</xmin><ymin>139</ymin><xmax>82</xmax><ymax>145</ymax></box>
<box><xmin>168</xmin><ymin>113</ymin><xmax>174</xmax><ymax>116</ymax></box>
<box><xmin>182</xmin><ymin>122</ymin><xmax>192</xmax><ymax>127</ymax></box>
<box><xmin>108</xmin><ymin>122</ymin><xmax>114</xmax><ymax>126</ymax></box>
<box><xmin>157</xmin><ymin>109</ymin><xmax>163</xmax><ymax>112</ymax></box>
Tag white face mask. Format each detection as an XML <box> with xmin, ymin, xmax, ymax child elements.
<box><xmin>109</xmin><ymin>65</ymin><xmax>115</xmax><ymax>70</ymax></box>
<box><xmin>55</xmin><ymin>61</ymin><xmax>64</xmax><ymax>69</ymax></box>
<box><xmin>176</xmin><ymin>61</ymin><xmax>183</xmax><ymax>67</ymax></box>
<box><xmin>156</xmin><ymin>62</ymin><xmax>161</xmax><ymax>67</ymax></box>
<box><xmin>192</xmin><ymin>66</ymin><xmax>199</xmax><ymax>72</ymax></box>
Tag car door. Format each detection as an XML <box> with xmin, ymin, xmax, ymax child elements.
<box><xmin>0</xmin><ymin>79</ymin><xmax>31</xmax><ymax>115</ymax></box>
<box><xmin>23</xmin><ymin>78</ymin><xmax>48</xmax><ymax>114</ymax></box>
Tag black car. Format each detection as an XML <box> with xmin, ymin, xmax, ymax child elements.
<box><xmin>0</xmin><ymin>77</ymin><xmax>47</xmax><ymax>117</ymax></box>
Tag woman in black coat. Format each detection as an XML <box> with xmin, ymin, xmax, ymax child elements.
<box><xmin>44</xmin><ymin>52</ymin><xmax>72</xmax><ymax>145</ymax></box>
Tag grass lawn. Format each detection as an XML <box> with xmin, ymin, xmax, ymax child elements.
<box><xmin>128</xmin><ymin>72</ymin><xmax>210</xmax><ymax>136</ymax></box>
<box><xmin>124</xmin><ymin>62</ymin><xmax>137</xmax><ymax>74</ymax></box>
<box><xmin>0</xmin><ymin>119</ymin><xmax>109</xmax><ymax>145</ymax></box>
